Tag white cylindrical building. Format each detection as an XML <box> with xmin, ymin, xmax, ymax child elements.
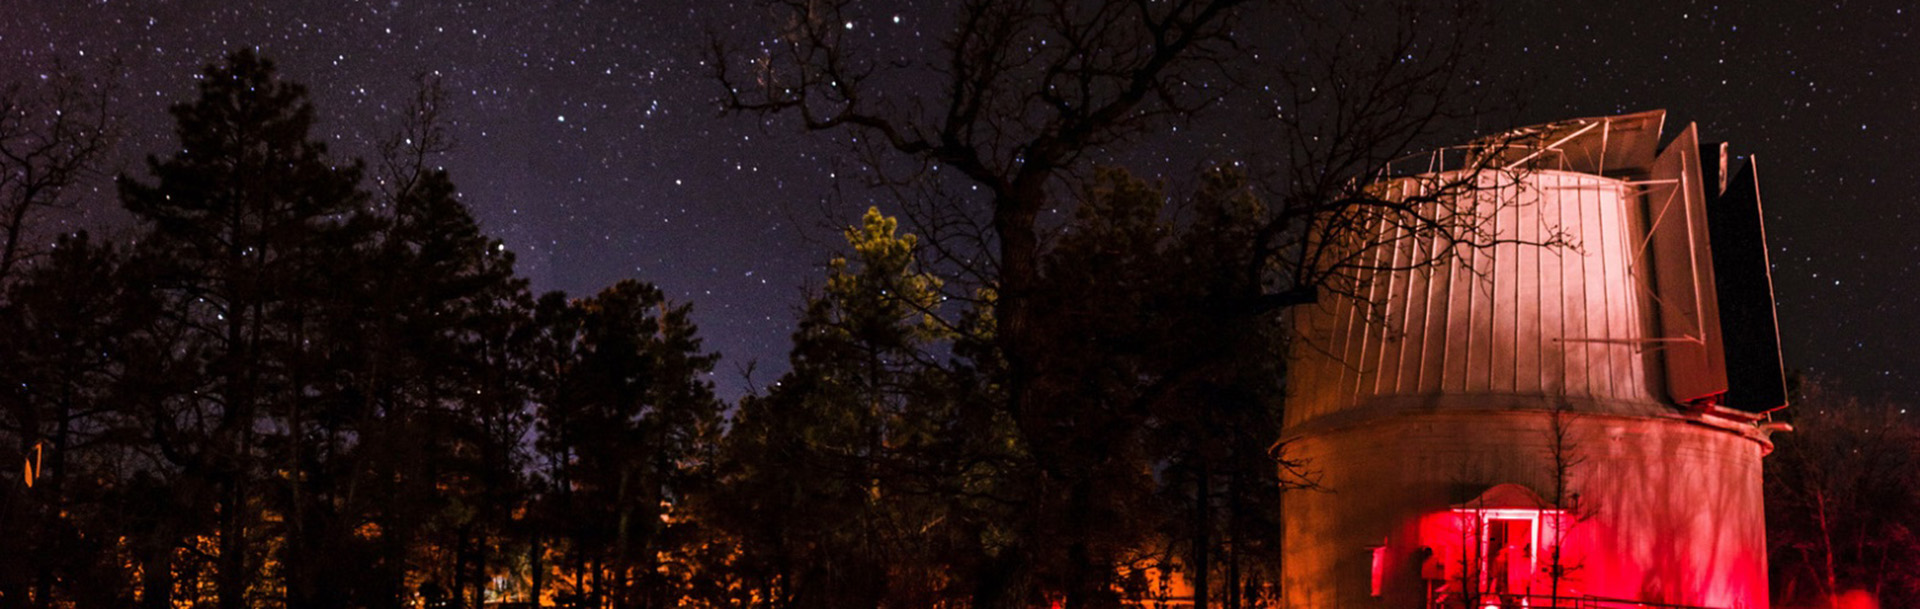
<box><xmin>1281</xmin><ymin>110</ymin><xmax>1783</xmax><ymax>609</ymax></box>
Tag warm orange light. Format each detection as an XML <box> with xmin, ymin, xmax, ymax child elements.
<box><xmin>22</xmin><ymin>441</ymin><xmax>42</xmax><ymax>488</ymax></box>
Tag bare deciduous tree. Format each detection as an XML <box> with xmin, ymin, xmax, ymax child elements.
<box><xmin>1767</xmin><ymin>379</ymin><xmax>1920</xmax><ymax>608</ymax></box>
<box><xmin>713</xmin><ymin>2</ymin><xmax>1567</xmax><ymax>607</ymax></box>
<box><xmin>0</xmin><ymin>67</ymin><xmax>114</xmax><ymax>287</ymax></box>
<box><xmin>1542</xmin><ymin>401</ymin><xmax>1593</xmax><ymax>605</ymax></box>
<box><xmin>712</xmin><ymin>0</ymin><xmax>1554</xmax><ymax>330</ymax></box>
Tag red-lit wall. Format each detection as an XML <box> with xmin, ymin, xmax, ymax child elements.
<box><xmin>1280</xmin><ymin>406</ymin><xmax>1768</xmax><ymax>608</ymax></box>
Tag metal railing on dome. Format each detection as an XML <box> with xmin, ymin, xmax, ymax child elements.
<box><xmin>1374</xmin><ymin>144</ymin><xmax>1575</xmax><ymax>181</ymax></box>
<box><xmin>1428</xmin><ymin>591</ymin><xmax>1725</xmax><ymax>609</ymax></box>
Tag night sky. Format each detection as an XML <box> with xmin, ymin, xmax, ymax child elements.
<box><xmin>3</xmin><ymin>2</ymin><xmax>1913</xmax><ymax>404</ymax></box>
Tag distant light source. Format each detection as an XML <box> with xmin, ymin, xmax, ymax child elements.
<box><xmin>22</xmin><ymin>442</ymin><xmax>42</xmax><ymax>488</ymax></box>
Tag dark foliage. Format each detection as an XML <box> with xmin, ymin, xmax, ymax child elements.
<box><xmin>0</xmin><ymin>52</ymin><xmax>721</xmax><ymax>609</ymax></box>
<box><xmin>529</xmin><ymin>280</ymin><xmax>724</xmax><ymax>609</ymax></box>
<box><xmin>711</xmin><ymin>1</ymin><xmax>1502</xmax><ymax>607</ymax></box>
<box><xmin>1767</xmin><ymin>377</ymin><xmax>1920</xmax><ymax>608</ymax></box>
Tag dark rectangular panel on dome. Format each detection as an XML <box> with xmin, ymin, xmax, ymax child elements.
<box><xmin>1708</xmin><ymin>159</ymin><xmax>1788</xmax><ymax>412</ymax></box>
<box><xmin>1646</xmin><ymin>124</ymin><xmax>1730</xmax><ymax>404</ymax></box>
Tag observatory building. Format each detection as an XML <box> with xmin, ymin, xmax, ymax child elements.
<box><xmin>1280</xmin><ymin>110</ymin><xmax>1786</xmax><ymax>609</ymax></box>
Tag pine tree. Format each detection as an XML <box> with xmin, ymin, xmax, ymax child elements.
<box><xmin>532</xmin><ymin>280</ymin><xmax>724</xmax><ymax>609</ymax></box>
<box><xmin>715</xmin><ymin>207</ymin><xmax>963</xmax><ymax>607</ymax></box>
<box><xmin>1019</xmin><ymin>168</ymin><xmax>1290</xmax><ymax>608</ymax></box>
<box><xmin>118</xmin><ymin>49</ymin><xmax>373</xmax><ymax>609</ymax></box>
<box><xmin>344</xmin><ymin>77</ymin><xmax>535</xmax><ymax>609</ymax></box>
<box><xmin>0</xmin><ymin>233</ymin><xmax>145</xmax><ymax>608</ymax></box>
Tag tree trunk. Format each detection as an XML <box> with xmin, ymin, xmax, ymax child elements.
<box><xmin>452</xmin><ymin>525</ymin><xmax>471</xmax><ymax>609</ymax></box>
<box><xmin>472</xmin><ymin>534</ymin><xmax>489</xmax><ymax>609</ymax></box>
<box><xmin>529</xmin><ymin>534</ymin><xmax>545</xmax><ymax>608</ymax></box>
<box><xmin>1062</xmin><ymin>476</ymin><xmax>1109</xmax><ymax>609</ymax></box>
<box><xmin>970</xmin><ymin>550</ymin><xmax>1030</xmax><ymax>609</ymax></box>
<box><xmin>216</xmin><ymin>276</ymin><xmax>258</xmax><ymax>609</ymax></box>
<box><xmin>34</xmin><ymin>395</ymin><xmax>73</xmax><ymax>609</ymax></box>
<box><xmin>374</xmin><ymin>522</ymin><xmax>408</xmax><ymax>609</ymax></box>
<box><xmin>138</xmin><ymin>542</ymin><xmax>175</xmax><ymax>609</ymax></box>
<box><xmin>993</xmin><ymin>190</ymin><xmax>1043</xmax><ymax>425</ymax></box>
<box><xmin>979</xmin><ymin>184</ymin><xmax>1043</xmax><ymax>609</ymax></box>
<box><xmin>613</xmin><ymin>468</ymin><xmax>633</xmax><ymax>608</ymax></box>
<box><xmin>574</xmin><ymin>548</ymin><xmax>590</xmax><ymax>609</ymax></box>
<box><xmin>286</xmin><ymin>372</ymin><xmax>312</xmax><ymax>609</ymax></box>
<box><xmin>1226</xmin><ymin>465</ymin><xmax>1241</xmax><ymax>609</ymax></box>
<box><xmin>217</xmin><ymin>479</ymin><xmax>249</xmax><ymax>609</ymax></box>
<box><xmin>1815</xmin><ymin>492</ymin><xmax>1837</xmax><ymax>602</ymax></box>
<box><xmin>1192</xmin><ymin>463</ymin><xmax>1210</xmax><ymax>609</ymax></box>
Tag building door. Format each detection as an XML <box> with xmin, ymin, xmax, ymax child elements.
<box><xmin>1483</xmin><ymin>518</ymin><xmax>1532</xmax><ymax>598</ymax></box>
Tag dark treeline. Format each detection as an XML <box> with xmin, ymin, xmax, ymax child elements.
<box><xmin>0</xmin><ymin>51</ymin><xmax>719</xmax><ymax>609</ymax></box>
<box><xmin>0</xmin><ymin>50</ymin><xmax>1293</xmax><ymax>609</ymax></box>
<box><xmin>3</xmin><ymin>0</ymin><xmax>1559</xmax><ymax>606</ymax></box>
<box><xmin>8</xmin><ymin>0</ymin><xmax>1518</xmax><ymax>606</ymax></box>
<box><xmin>1766</xmin><ymin>376</ymin><xmax>1920</xmax><ymax>608</ymax></box>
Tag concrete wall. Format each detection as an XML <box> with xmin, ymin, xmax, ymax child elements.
<box><xmin>1280</xmin><ymin>406</ymin><xmax>1768</xmax><ymax>609</ymax></box>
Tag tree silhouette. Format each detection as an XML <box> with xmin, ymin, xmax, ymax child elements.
<box><xmin>711</xmin><ymin>207</ymin><xmax>974</xmax><ymax>607</ymax></box>
<box><xmin>531</xmin><ymin>281</ymin><xmax>725</xmax><ymax>609</ymax></box>
<box><xmin>342</xmin><ymin>75</ymin><xmax>537</xmax><ymax>609</ymax></box>
<box><xmin>0</xmin><ymin>64</ymin><xmax>114</xmax><ymax>287</ymax></box>
<box><xmin>1767</xmin><ymin>378</ymin><xmax>1920</xmax><ymax>608</ymax></box>
<box><xmin>717</xmin><ymin>2</ymin><xmax>1527</xmax><ymax>605</ymax></box>
<box><xmin>0</xmin><ymin>233</ymin><xmax>148</xmax><ymax>609</ymax></box>
<box><xmin>119</xmin><ymin>49</ymin><xmax>374</xmax><ymax>609</ymax></box>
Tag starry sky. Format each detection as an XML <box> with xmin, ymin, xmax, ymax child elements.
<box><xmin>3</xmin><ymin>1</ymin><xmax>1914</xmax><ymax>404</ymax></box>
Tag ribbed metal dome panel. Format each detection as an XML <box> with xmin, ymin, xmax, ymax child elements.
<box><xmin>1287</xmin><ymin>169</ymin><xmax>1666</xmax><ymax>428</ymax></box>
